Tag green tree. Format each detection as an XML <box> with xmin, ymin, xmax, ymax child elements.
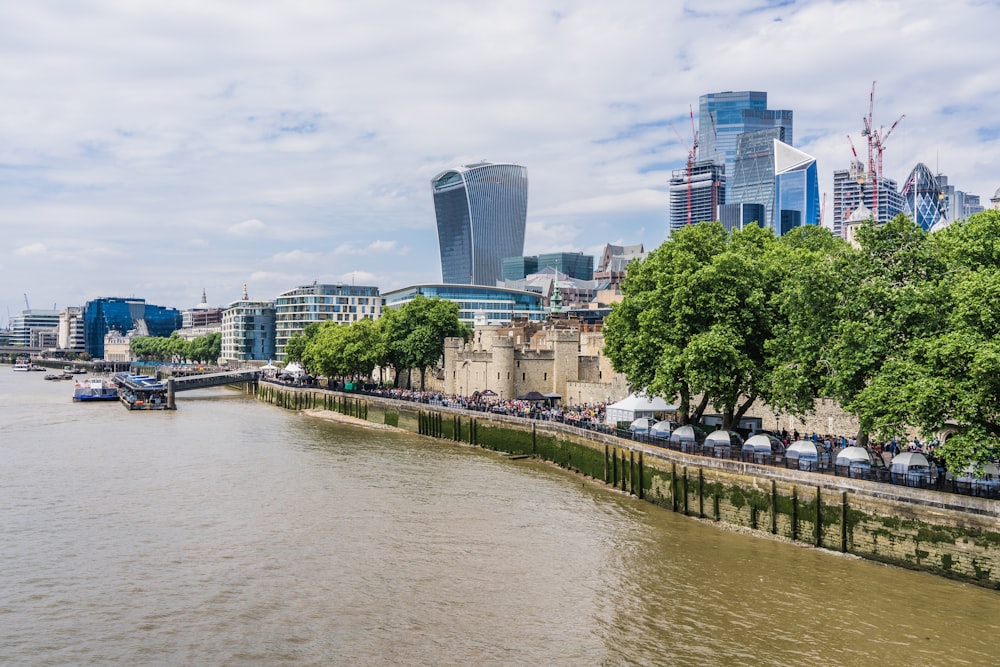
<box><xmin>285</xmin><ymin>322</ymin><xmax>322</xmax><ymax>371</ymax></box>
<box><xmin>825</xmin><ymin>214</ymin><xmax>945</xmax><ymax>447</ymax></box>
<box><xmin>605</xmin><ymin>222</ymin><xmax>850</xmax><ymax>429</ymax></box>
<box><xmin>843</xmin><ymin>211</ymin><xmax>1000</xmax><ymax>470</ymax></box>
<box><xmin>380</xmin><ymin>295</ymin><xmax>469</xmax><ymax>389</ymax></box>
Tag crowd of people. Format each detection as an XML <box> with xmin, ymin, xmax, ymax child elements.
<box><xmin>361</xmin><ymin>386</ymin><xmax>607</xmax><ymax>425</ymax></box>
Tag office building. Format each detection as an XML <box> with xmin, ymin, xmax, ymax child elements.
<box><xmin>432</xmin><ymin>161</ymin><xmax>528</xmax><ymax>286</ymax></box>
<box><xmin>502</xmin><ymin>252</ymin><xmax>594</xmax><ymax>282</ymax></box>
<box><xmin>381</xmin><ymin>284</ymin><xmax>547</xmax><ymax>328</ymax></box>
<box><xmin>58</xmin><ymin>306</ymin><xmax>86</xmax><ymax>354</ymax></box>
<box><xmin>831</xmin><ymin>161</ymin><xmax>904</xmax><ymax>238</ymax></box>
<box><xmin>83</xmin><ymin>298</ymin><xmax>182</xmax><ymax>359</ymax></box>
<box><xmin>274</xmin><ymin>283</ymin><xmax>380</xmax><ymax>361</ymax></box>
<box><xmin>774</xmin><ymin>141</ymin><xmax>820</xmax><ymax>232</ymax></box>
<box><xmin>182</xmin><ymin>289</ymin><xmax>224</xmax><ymax>328</ymax></box>
<box><xmin>698</xmin><ymin>91</ymin><xmax>793</xmax><ymax>195</ymax></box>
<box><xmin>729</xmin><ymin>128</ymin><xmax>785</xmax><ymax>229</ymax></box>
<box><xmin>502</xmin><ymin>256</ymin><xmax>538</xmax><ymax>281</ymax></box>
<box><xmin>901</xmin><ymin>163</ymin><xmax>945</xmax><ymax>231</ymax></box>
<box><xmin>8</xmin><ymin>309</ymin><xmax>59</xmax><ymax>347</ymax></box>
<box><xmin>221</xmin><ymin>285</ymin><xmax>276</xmax><ymax>365</ymax></box>
<box><xmin>729</xmin><ymin>130</ymin><xmax>818</xmax><ymax>234</ymax></box>
<box><xmin>668</xmin><ymin>160</ymin><xmax>726</xmax><ymax>237</ymax></box>
<box><xmin>718</xmin><ymin>203</ymin><xmax>766</xmax><ymax>233</ymax></box>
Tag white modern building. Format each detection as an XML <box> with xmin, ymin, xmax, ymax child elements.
<box><xmin>274</xmin><ymin>283</ymin><xmax>381</xmax><ymax>361</ymax></box>
<box><xmin>221</xmin><ymin>285</ymin><xmax>276</xmax><ymax>365</ymax></box>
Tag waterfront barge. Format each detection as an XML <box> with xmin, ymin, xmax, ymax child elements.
<box><xmin>113</xmin><ymin>373</ymin><xmax>170</xmax><ymax>410</ymax></box>
<box><xmin>72</xmin><ymin>378</ymin><xmax>119</xmax><ymax>402</ymax></box>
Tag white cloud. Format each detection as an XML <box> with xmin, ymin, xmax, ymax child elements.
<box><xmin>0</xmin><ymin>0</ymin><xmax>998</xmax><ymax>311</ymax></box>
<box><xmin>15</xmin><ymin>243</ymin><xmax>47</xmax><ymax>256</ymax></box>
<box><xmin>228</xmin><ymin>219</ymin><xmax>267</xmax><ymax>236</ymax></box>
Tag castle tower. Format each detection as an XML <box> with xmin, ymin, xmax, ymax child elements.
<box><xmin>443</xmin><ymin>337</ymin><xmax>464</xmax><ymax>395</ymax></box>
<box><xmin>551</xmin><ymin>329</ymin><xmax>580</xmax><ymax>404</ymax></box>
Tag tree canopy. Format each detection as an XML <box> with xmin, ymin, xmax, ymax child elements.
<box><xmin>604</xmin><ymin>221</ymin><xmax>849</xmax><ymax>429</ymax></box>
<box><xmin>604</xmin><ymin>212</ymin><xmax>1000</xmax><ymax>471</ymax></box>
<box><xmin>130</xmin><ymin>331</ymin><xmax>221</xmax><ymax>364</ymax></box>
<box><xmin>287</xmin><ymin>295</ymin><xmax>469</xmax><ymax>388</ymax></box>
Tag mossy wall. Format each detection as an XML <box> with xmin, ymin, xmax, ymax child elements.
<box><xmin>259</xmin><ymin>385</ymin><xmax>1000</xmax><ymax>589</ymax></box>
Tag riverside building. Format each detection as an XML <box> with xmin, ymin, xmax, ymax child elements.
<box><xmin>432</xmin><ymin>161</ymin><xmax>528</xmax><ymax>286</ymax></box>
<box><xmin>274</xmin><ymin>283</ymin><xmax>380</xmax><ymax>361</ymax></box>
<box><xmin>82</xmin><ymin>298</ymin><xmax>182</xmax><ymax>360</ymax></box>
<box><xmin>381</xmin><ymin>284</ymin><xmax>547</xmax><ymax>328</ymax></box>
<box><xmin>220</xmin><ymin>285</ymin><xmax>275</xmax><ymax>365</ymax></box>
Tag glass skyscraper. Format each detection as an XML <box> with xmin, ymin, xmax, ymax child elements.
<box><xmin>668</xmin><ymin>160</ymin><xmax>726</xmax><ymax>237</ymax></box>
<box><xmin>83</xmin><ymin>297</ymin><xmax>182</xmax><ymax>359</ymax></box>
<box><xmin>699</xmin><ymin>91</ymin><xmax>793</xmax><ymax>196</ymax></box>
<box><xmin>730</xmin><ymin>128</ymin><xmax>785</xmax><ymax>230</ymax></box>
<box><xmin>729</xmin><ymin>132</ymin><xmax>818</xmax><ymax>234</ymax></box>
<box><xmin>831</xmin><ymin>164</ymin><xmax>904</xmax><ymax>238</ymax></box>
<box><xmin>774</xmin><ymin>140</ymin><xmax>821</xmax><ymax>232</ymax></box>
<box><xmin>503</xmin><ymin>252</ymin><xmax>594</xmax><ymax>281</ymax></box>
<box><xmin>432</xmin><ymin>161</ymin><xmax>528</xmax><ymax>286</ymax></box>
<box><xmin>902</xmin><ymin>163</ymin><xmax>945</xmax><ymax>231</ymax></box>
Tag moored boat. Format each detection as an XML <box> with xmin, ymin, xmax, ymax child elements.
<box><xmin>73</xmin><ymin>378</ymin><xmax>119</xmax><ymax>402</ymax></box>
<box><xmin>114</xmin><ymin>373</ymin><xmax>170</xmax><ymax>410</ymax></box>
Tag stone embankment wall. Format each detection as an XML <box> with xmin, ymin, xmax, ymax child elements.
<box><xmin>257</xmin><ymin>383</ymin><xmax>1000</xmax><ymax>590</ymax></box>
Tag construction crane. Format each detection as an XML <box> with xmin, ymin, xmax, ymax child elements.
<box><xmin>23</xmin><ymin>293</ymin><xmax>30</xmax><ymax>310</ymax></box>
<box><xmin>670</xmin><ymin>105</ymin><xmax>699</xmax><ymax>226</ymax></box>
<box><xmin>856</xmin><ymin>80</ymin><xmax>904</xmax><ymax>218</ymax></box>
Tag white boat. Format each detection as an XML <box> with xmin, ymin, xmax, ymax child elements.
<box><xmin>73</xmin><ymin>378</ymin><xmax>119</xmax><ymax>402</ymax></box>
<box><xmin>12</xmin><ymin>360</ymin><xmax>33</xmax><ymax>371</ymax></box>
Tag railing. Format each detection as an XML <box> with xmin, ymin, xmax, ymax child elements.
<box><xmin>333</xmin><ymin>386</ymin><xmax>998</xmax><ymax>502</ymax></box>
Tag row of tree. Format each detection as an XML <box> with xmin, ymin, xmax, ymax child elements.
<box><xmin>603</xmin><ymin>211</ymin><xmax>1000</xmax><ymax>472</ymax></box>
<box><xmin>285</xmin><ymin>294</ymin><xmax>469</xmax><ymax>388</ymax></box>
<box><xmin>130</xmin><ymin>332</ymin><xmax>222</xmax><ymax>364</ymax></box>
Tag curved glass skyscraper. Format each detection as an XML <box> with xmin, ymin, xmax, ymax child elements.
<box><xmin>902</xmin><ymin>163</ymin><xmax>945</xmax><ymax>231</ymax></box>
<box><xmin>432</xmin><ymin>161</ymin><xmax>528</xmax><ymax>286</ymax></box>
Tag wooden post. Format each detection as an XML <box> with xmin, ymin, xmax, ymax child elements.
<box><xmin>771</xmin><ymin>480</ymin><xmax>777</xmax><ymax>534</ymax></box>
<box><xmin>815</xmin><ymin>486</ymin><xmax>822</xmax><ymax>547</ymax></box>
<box><xmin>671</xmin><ymin>463</ymin><xmax>678</xmax><ymax>512</ymax></box>
<box><xmin>791</xmin><ymin>486</ymin><xmax>798</xmax><ymax>541</ymax></box>
<box><xmin>841</xmin><ymin>491</ymin><xmax>848</xmax><ymax>553</ymax></box>
<box><xmin>166</xmin><ymin>378</ymin><xmax>175</xmax><ymax>410</ymax></box>
<box><xmin>698</xmin><ymin>469</ymin><xmax>704</xmax><ymax>518</ymax></box>
<box><xmin>682</xmin><ymin>466</ymin><xmax>689</xmax><ymax>515</ymax></box>
<box><xmin>637</xmin><ymin>451</ymin><xmax>644</xmax><ymax>500</ymax></box>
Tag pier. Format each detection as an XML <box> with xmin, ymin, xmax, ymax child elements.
<box><xmin>114</xmin><ymin>369</ymin><xmax>259</xmax><ymax>409</ymax></box>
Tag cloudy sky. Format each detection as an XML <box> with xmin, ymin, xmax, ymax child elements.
<box><xmin>1</xmin><ymin>0</ymin><xmax>998</xmax><ymax>319</ymax></box>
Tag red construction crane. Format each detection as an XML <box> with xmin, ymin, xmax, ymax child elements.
<box><xmin>856</xmin><ymin>81</ymin><xmax>904</xmax><ymax>217</ymax></box>
<box><xmin>671</xmin><ymin>105</ymin><xmax>699</xmax><ymax>226</ymax></box>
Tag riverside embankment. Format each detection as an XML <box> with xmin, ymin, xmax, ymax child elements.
<box><xmin>257</xmin><ymin>382</ymin><xmax>1000</xmax><ymax>589</ymax></box>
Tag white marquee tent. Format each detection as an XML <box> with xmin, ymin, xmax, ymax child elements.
<box><xmin>605</xmin><ymin>393</ymin><xmax>676</xmax><ymax>425</ymax></box>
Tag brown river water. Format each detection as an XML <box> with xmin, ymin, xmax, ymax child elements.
<box><xmin>1</xmin><ymin>369</ymin><xmax>997</xmax><ymax>666</ymax></box>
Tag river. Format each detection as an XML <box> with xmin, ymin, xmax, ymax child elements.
<box><xmin>1</xmin><ymin>369</ymin><xmax>997</xmax><ymax>666</ymax></box>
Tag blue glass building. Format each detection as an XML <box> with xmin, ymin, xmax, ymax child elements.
<box><xmin>699</xmin><ymin>91</ymin><xmax>793</xmax><ymax>196</ymax></box>
<box><xmin>902</xmin><ymin>163</ymin><xmax>945</xmax><ymax>231</ymax></box>
<box><xmin>381</xmin><ymin>284</ymin><xmax>547</xmax><ymax>327</ymax></box>
<box><xmin>729</xmin><ymin>133</ymin><xmax>818</xmax><ymax>234</ymax></box>
<box><xmin>432</xmin><ymin>162</ymin><xmax>528</xmax><ymax>286</ymax></box>
<box><xmin>503</xmin><ymin>252</ymin><xmax>594</xmax><ymax>281</ymax></box>
<box><xmin>83</xmin><ymin>297</ymin><xmax>182</xmax><ymax>359</ymax></box>
<box><xmin>774</xmin><ymin>140</ymin><xmax>821</xmax><ymax>232</ymax></box>
<box><xmin>730</xmin><ymin>128</ymin><xmax>786</xmax><ymax>230</ymax></box>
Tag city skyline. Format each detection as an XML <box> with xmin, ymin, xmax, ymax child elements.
<box><xmin>2</xmin><ymin>1</ymin><xmax>999</xmax><ymax>320</ymax></box>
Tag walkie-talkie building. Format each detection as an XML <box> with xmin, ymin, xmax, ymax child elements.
<box><xmin>432</xmin><ymin>161</ymin><xmax>528</xmax><ymax>286</ymax></box>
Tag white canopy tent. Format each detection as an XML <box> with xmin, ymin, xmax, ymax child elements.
<box><xmin>605</xmin><ymin>393</ymin><xmax>676</xmax><ymax>425</ymax></box>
